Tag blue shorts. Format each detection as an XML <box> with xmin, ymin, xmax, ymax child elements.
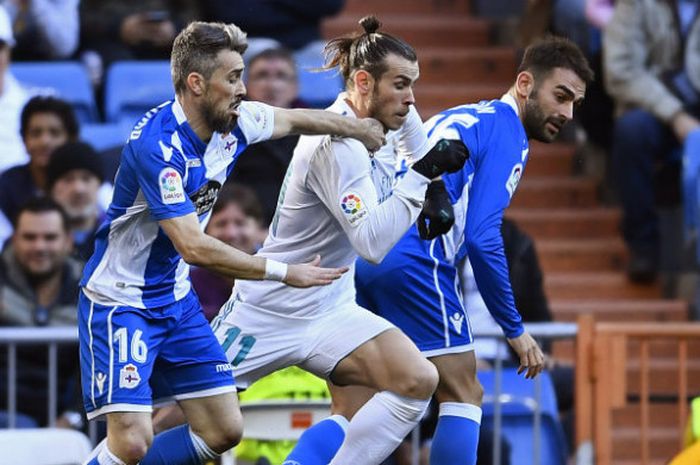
<box><xmin>78</xmin><ymin>289</ymin><xmax>236</xmax><ymax>420</ymax></box>
<box><xmin>355</xmin><ymin>234</ymin><xmax>474</xmax><ymax>357</ymax></box>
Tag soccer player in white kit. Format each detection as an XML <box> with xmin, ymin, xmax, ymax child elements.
<box><xmin>210</xmin><ymin>16</ymin><xmax>469</xmax><ymax>465</ymax></box>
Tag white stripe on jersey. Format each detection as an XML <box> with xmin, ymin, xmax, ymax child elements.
<box><xmin>88</xmin><ymin>300</ymin><xmax>96</xmax><ymax>408</ymax></box>
<box><xmin>429</xmin><ymin>239</ymin><xmax>451</xmax><ymax>348</ymax></box>
<box><xmin>86</xmin><ymin>199</ymin><xmax>160</xmax><ymax>306</ymax></box>
<box><xmin>107</xmin><ymin>307</ymin><xmax>117</xmax><ymax>403</ymax></box>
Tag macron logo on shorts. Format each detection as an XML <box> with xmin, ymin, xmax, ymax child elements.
<box><xmin>216</xmin><ymin>363</ymin><xmax>234</xmax><ymax>373</ymax></box>
<box><xmin>159</xmin><ymin>168</ymin><xmax>186</xmax><ymax>204</ymax></box>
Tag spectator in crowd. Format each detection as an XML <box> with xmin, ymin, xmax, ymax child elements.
<box><xmin>604</xmin><ymin>0</ymin><xmax>700</xmax><ymax>282</ymax></box>
<box><xmin>79</xmin><ymin>0</ymin><xmax>198</xmax><ymax>75</ymax></box>
<box><xmin>0</xmin><ymin>197</ymin><xmax>84</xmax><ymax>429</ymax></box>
<box><xmin>227</xmin><ymin>48</ymin><xmax>301</xmax><ymax>223</ymax></box>
<box><xmin>0</xmin><ymin>4</ymin><xmax>29</xmax><ymax>174</ymax></box>
<box><xmin>199</xmin><ymin>0</ymin><xmax>344</xmax><ymax>59</ymax></box>
<box><xmin>1</xmin><ymin>0</ymin><xmax>79</xmax><ymax>60</ymax></box>
<box><xmin>46</xmin><ymin>142</ymin><xmax>105</xmax><ymax>262</ymax></box>
<box><xmin>0</xmin><ymin>96</ymin><xmax>79</xmax><ymax>248</ymax></box>
<box><xmin>190</xmin><ymin>183</ymin><xmax>265</xmax><ymax>321</ymax></box>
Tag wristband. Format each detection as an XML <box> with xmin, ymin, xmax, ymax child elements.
<box><xmin>264</xmin><ymin>259</ymin><xmax>288</xmax><ymax>282</ymax></box>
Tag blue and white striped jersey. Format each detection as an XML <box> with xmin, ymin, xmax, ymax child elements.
<box><xmin>357</xmin><ymin>95</ymin><xmax>528</xmax><ymax>339</ymax></box>
<box><xmin>81</xmin><ymin>99</ymin><xmax>275</xmax><ymax>309</ymax></box>
<box><xmin>426</xmin><ymin>94</ymin><xmax>529</xmax><ymax>337</ymax></box>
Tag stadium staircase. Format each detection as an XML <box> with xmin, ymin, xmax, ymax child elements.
<box><xmin>325</xmin><ymin>1</ymin><xmax>696</xmax><ymax>463</ymax></box>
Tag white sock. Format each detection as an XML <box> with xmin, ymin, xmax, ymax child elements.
<box><xmin>82</xmin><ymin>438</ymin><xmax>106</xmax><ymax>465</ymax></box>
<box><xmin>188</xmin><ymin>426</ymin><xmax>219</xmax><ymax>461</ymax></box>
<box><xmin>328</xmin><ymin>391</ymin><xmax>430</xmax><ymax>465</ymax></box>
<box><xmin>97</xmin><ymin>445</ymin><xmax>126</xmax><ymax>465</ymax></box>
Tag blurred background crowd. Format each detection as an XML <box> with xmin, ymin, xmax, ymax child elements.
<box><xmin>1</xmin><ymin>0</ymin><xmax>700</xmax><ymax>464</ymax></box>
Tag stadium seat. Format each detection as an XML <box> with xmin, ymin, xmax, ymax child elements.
<box><xmin>294</xmin><ymin>46</ymin><xmax>344</xmax><ymax>109</ymax></box>
<box><xmin>80</xmin><ymin>122</ymin><xmax>131</xmax><ymax>152</ymax></box>
<box><xmin>11</xmin><ymin>61</ymin><xmax>98</xmax><ymax>123</ymax></box>
<box><xmin>478</xmin><ymin>369</ymin><xmax>568</xmax><ymax>465</ymax></box>
<box><xmin>0</xmin><ymin>428</ymin><xmax>92</xmax><ymax>464</ymax></box>
<box><xmin>104</xmin><ymin>61</ymin><xmax>174</xmax><ymax>125</ymax></box>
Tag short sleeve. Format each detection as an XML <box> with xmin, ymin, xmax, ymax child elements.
<box><xmin>131</xmin><ymin>142</ymin><xmax>196</xmax><ymax>221</ymax></box>
<box><xmin>237</xmin><ymin>101</ymin><xmax>276</xmax><ymax>144</ymax></box>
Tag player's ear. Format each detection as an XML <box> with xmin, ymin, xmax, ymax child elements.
<box><xmin>352</xmin><ymin>69</ymin><xmax>374</xmax><ymax>96</ymax></box>
<box><xmin>514</xmin><ymin>71</ymin><xmax>535</xmax><ymax>99</ymax></box>
<box><xmin>186</xmin><ymin>72</ymin><xmax>207</xmax><ymax>97</ymax></box>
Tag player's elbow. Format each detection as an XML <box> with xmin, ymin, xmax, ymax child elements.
<box><xmin>357</xmin><ymin>247</ymin><xmax>388</xmax><ymax>265</ymax></box>
<box><xmin>176</xmin><ymin>239</ymin><xmax>209</xmax><ymax>267</ymax></box>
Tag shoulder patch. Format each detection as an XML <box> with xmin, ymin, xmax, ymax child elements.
<box><xmin>505</xmin><ymin>163</ymin><xmax>523</xmax><ymax>199</ymax></box>
<box><xmin>159</xmin><ymin>168</ymin><xmax>186</xmax><ymax>204</ymax></box>
<box><xmin>340</xmin><ymin>192</ymin><xmax>368</xmax><ymax>226</ymax></box>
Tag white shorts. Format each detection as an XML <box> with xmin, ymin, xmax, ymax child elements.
<box><xmin>211</xmin><ymin>300</ymin><xmax>395</xmax><ymax>388</ymax></box>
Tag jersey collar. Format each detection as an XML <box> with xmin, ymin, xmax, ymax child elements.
<box><xmin>500</xmin><ymin>93</ymin><xmax>519</xmax><ymax>116</ymax></box>
<box><xmin>172</xmin><ymin>96</ymin><xmax>207</xmax><ymax>155</ymax></box>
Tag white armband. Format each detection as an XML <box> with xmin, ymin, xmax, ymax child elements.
<box><xmin>264</xmin><ymin>259</ymin><xmax>288</xmax><ymax>282</ymax></box>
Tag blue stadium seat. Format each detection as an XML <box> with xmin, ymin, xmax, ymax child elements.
<box><xmin>294</xmin><ymin>46</ymin><xmax>343</xmax><ymax>109</ymax></box>
<box><xmin>11</xmin><ymin>61</ymin><xmax>98</xmax><ymax>123</ymax></box>
<box><xmin>80</xmin><ymin>122</ymin><xmax>131</xmax><ymax>152</ymax></box>
<box><xmin>104</xmin><ymin>61</ymin><xmax>174</xmax><ymax>125</ymax></box>
<box><xmin>478</xmin><ymin>369</ymin><xmax>568</xmax><ymax>465</ymax></box>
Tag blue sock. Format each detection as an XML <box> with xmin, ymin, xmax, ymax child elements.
<box><xmin>430</xmin><ymin>402</ymin><xmax>482</xmax><ymax>465</ymax></box>
<box><xmin>283</xmin><ymin>415</ymin><xmax>348</xmax><ymax>465</ymax></box>
<box><xmin>140</xmin><ymin>424</ymin><xmax>216</xmax><ymax>465</ymax></box>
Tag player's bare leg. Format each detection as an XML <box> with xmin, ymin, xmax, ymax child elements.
<box><xmin>322</xmin><ymin>329</ymin><xmax>438</xmax><ymax>465</ymax></box>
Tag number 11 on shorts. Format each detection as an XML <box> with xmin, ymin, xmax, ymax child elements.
<box><xmin>220</xmin><ymin>326</ymin><xmax>256</xmax><ymax>366</ymax></box>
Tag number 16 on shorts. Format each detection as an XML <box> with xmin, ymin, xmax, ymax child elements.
<box><xmin>114</xmin><ymin>328</ymin><xmax>148</xmax><ymax>388</ymax></box>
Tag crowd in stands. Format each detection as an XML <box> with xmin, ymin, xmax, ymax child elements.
<box><xmin>1</xmin><ymin>0</ymin><xmax>700</xmax><ymax>464</ymax></box>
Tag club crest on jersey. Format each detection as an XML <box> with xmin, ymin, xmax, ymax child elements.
<box><xmin>159</xmin><ymin>168</ymin><xmax>185</xmax><ymax>204</ymax></box>
<box><xmin>119</xmin><ymin>364</ymin><xmax>141</xmax><ymax>389</ymax></box>
<box><xmin>505</xmin><ymin>163</ymin><xmax>523</xmax><ymax>199</ymax></box>
<box><xmin>340</xmin><ymin>192</ymin><xmax>367</xmax><ymax>226</ymax></box>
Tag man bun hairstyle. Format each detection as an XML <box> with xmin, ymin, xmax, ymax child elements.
<box><xmin>171</xmin><ymin>21</ymin><xmax>248</xmax><ymax>94</ymax></box>
<box><xmin>518</xmin><ymin>35</ymin><xmax>594</xmax><ymax>85</ymax></box>
<box><xmin>324</xmin><ymin>15</ymin><xmax>417</xmax><ymax>85</ymax></box>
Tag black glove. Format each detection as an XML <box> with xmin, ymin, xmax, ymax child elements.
<box><xmin>411</xmin><ymin>139</ymin><xmax>469</xmax><ymax>179</ymax></box>
<box><xmin>418</xmin><ymin>180</ymin><xmax>455</xmax><ymax>240</ymax></box>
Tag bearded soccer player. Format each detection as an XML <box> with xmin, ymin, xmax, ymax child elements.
<box><xmin>79</xmin><ymin>20</ymin><xmax>388</xmax><ymax>465</ymax></box>
<box><xmin>286</xmin><ymin>36</ymin><xmax>593</xmax><ymax>465</ymax></box>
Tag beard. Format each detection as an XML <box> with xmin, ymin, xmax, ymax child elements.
<box><xmin>202</xmin><ymin>98</ymin><xmax>238</xmax><ymax>135</ymax></box>
<box><xmin>522</xmin><ymin>91</ymin><xmax>563</xmax><ymax>143</ymax></box>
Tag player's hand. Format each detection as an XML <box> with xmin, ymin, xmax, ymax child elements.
<box><xmin>284</xmin><ymin>255</ymin><xmax>349</xmax><ymax>288</ymax></box>
<box><xmin>418</xmin><ymin>179</ymin><xmax>455</xmax><ymax>239</ymax></box>
<box><xmin>355</xmin><ymin>118</ymin><xmax>386</xmax><ymax>152</ymax></box>
<box><xmin>507</xmin><ymin>332</ymin><xmax>545</xmax><ymax>379</ymax></box>
<box><xmin>411</xmin><ymin>139</ymin><xmax>469</xmax><ymax>179</ymax></box>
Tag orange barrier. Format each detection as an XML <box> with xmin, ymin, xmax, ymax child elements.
<box><xmin>576</xmin><ymin>314</ymin><xmax>700</xmax><ymax>464</ymax></box>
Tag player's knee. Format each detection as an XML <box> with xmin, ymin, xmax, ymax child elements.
<box><xmin>395</xmin><ymin>360</ymin><xmax>439</xmax><ymax>399</ymax></box>
<box><xmin>198</xmin><ymin>417</ymin><xmax>243</xmax><ymax>453</ymax></box>
<box><xmin>436</xmin><ymin>372</ymin><xmax>484</xmax><ymax>405</ymax></box>
<box><xmin>117</xmin><ymin>437</ymin><xmax>152</xmax><ymax>464</ymax></box>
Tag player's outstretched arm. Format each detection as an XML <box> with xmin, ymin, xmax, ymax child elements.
<box><xmin>507</xmin><ymin>332</ymin><xmax>545</xmax><ymax>379</ymax></box>
<box><xmin>271</xmin><ymin>107</ymin><xmax>386</xmax><ymax>152</ymax></box>
<box><xmin>159</xmin><ymin>213</ymin><xmax>347</xmax><ymax>287</ymax></box>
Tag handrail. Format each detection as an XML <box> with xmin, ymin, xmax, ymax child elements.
<box><xmin>576</xmin><ymin>314</ymin><xmax>700</xmax><ymax>465</ymax></box>
<box><xmin>0</xmin><ymin>327</ymin><xmax>78</xmax><ymax>343</ymax></box>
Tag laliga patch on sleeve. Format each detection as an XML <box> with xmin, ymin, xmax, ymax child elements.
<box><xmin>505</xmin><ymin>163</ymin><xmax>523</xmax><ymax>199</ymax></box>
<box><xmin>340</xmin><ymin>192</ymin><xmax>368</xmax><ymax>226</ymax></box>
<box><xmin>159</xmin><ymin>168</ymin><xmax>186</xmax><ymax>204</ymax></box>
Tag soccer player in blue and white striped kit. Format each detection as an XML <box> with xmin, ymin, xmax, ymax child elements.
<box><xmin>79</xmin><ymin>21</ymin><xmax>389</xmax><ymax>465</ymax></box>
<box><xmin>285</xmin><ymin>36</ymin><xmax>593</xmax><ymax>465</ymax></box>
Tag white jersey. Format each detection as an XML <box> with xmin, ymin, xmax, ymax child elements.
<box><xmin>231</xmin><ymin>93</ymin><xmax>431</xmax><ymax>317</ymax></box>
